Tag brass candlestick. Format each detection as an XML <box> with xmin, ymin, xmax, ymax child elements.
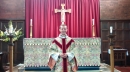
<box><xmin>92</xmin><ymin>25</ymin><xmax>95</xmax><ymax>37</ymax></box>
<box><xmin>107</xmin><ymin>34</ymin><xmax>115</xmax><ymax>72</ymax></box>
<box><xmin>30</xmin><ymin>25</ymin><xmax>32</xmax><ymax>38</ymax></box>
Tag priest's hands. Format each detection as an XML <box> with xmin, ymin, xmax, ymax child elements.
<box><xmin>59</xmin><ymin>53</ymin><xmax>68</xmax><ymax>58</ymax></box>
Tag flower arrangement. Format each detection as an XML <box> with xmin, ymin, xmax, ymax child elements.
<box><xmin>0</xmin><ymin>20</ymin><xmax>23</xmax><ymax>42</ymax></box>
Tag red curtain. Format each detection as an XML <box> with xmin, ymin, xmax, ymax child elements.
<box><xmin>25</xmin><ymin>0</ymin><xmax>100</xmax><ymax>38</ymax></box>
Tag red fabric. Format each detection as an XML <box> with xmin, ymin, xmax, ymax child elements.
<box><xmin>25</xmin><ymin>0</ymin><xmax>100</xmax><ymax>38</ymax></box>
<box><xmin>52</xmin><ymin>40</ymin><xmax>62</xmax><ymax>49</ymax></box>
<box><xmin>62</xmin><ymin>38</ymin><xmax>67</xmax><ymax>72</ymax></box>
<box><xmin>66</xmin><ymin>39</ymin><xmax>74</xmax><ymax>49</ymax></box>
<box><xmin>53</xmin><ymin>38</ymin><xmax>74</xmax><ymax>72</ymax></box>
<box><xmin>48</xmin><ymin>57</ymin><xmax>56</xmax><ymax>69</ymax></box>
<box><xmin>53</xmin><ymin>38</ymin><xmax>74</xmax><ymax>49</ymax></box>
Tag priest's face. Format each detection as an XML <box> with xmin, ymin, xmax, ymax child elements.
<box><xmin>59</xmin><ymin>25</ymin><xmax>67</xmax><ymax>35</ymax></box>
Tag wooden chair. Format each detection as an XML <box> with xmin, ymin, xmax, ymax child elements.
<box><xmin>114</xmin><ymin>49</ymin><xmax>127</xmax><ymax>66</ymax></box>
<box><xmin>0</xmin><ymin>53</ymin><xmax>5</xmax><ymax>72</ymax></box>
<box><xmin>113</xmin><ymin>45</ymin><xmax>121</xmax><ymax>49</ymax></box>
<box><xmin>0</xmin><ymin>53</ymin><xmax>9</xmax><ymax>72</ymax></box>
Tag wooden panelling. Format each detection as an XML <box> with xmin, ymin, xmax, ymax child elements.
<box><xmin>101</xmin><ymin>20</ymin><xmax>130</xmax><ymax>65</ymax></box>
<box><xmin>0</xmin><ymin>20</ymin><xmax>25</xmax><ymax>65</ymax></box>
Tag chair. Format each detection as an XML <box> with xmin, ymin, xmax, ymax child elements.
<box><xmin>0</xmin><ymin>52</ymin><xmax>9</xmax><ymax>72</ymax></box>
<box><xmin>0</xmin><ymin>53</ymin><xmax>4</xmax><ymax>72</ymax></box>
<box><xmin>108</xmin><ymin>46</ymin><xmax>127</xmax><ymax>66</ymax></box>
<box><xmin>114</xmin><ymin>49</ymin><xmax>127</xmax><ymax>66</ymax></box>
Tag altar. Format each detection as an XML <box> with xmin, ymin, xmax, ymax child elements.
<box><xmin>23</xmin><ymin>37</ymin><xmax>101</xmax><ymax>71</ymax></box>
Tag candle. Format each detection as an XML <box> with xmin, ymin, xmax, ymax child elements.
<box><xmin>9</xmin><ymin>29</ymin><xmax>12</xmax><ymax>33</ymax></box>
<box><xmin>92</xmin><ymin>19</ymin><xmax>94</xmax><ymax>25</ymax></box>
<box><xmin>30</xmin><ymin>19</ymin><xmax>32</xmax><ymax>26</ymax></box>
<box><xmin>110</xmin><ymin>26</ymin><xmax>113</xmax><ymax>33</ymax></box>
<box><xmin>9</xmin><ymin>27</ymin><xmax>13</xmax><ymax>33</ymax></box>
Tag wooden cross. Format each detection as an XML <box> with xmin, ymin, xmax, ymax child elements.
<box><xmin>55</xmin><ymin>4</ymin><xmax>71</xmax><ymax>24</ymax></box>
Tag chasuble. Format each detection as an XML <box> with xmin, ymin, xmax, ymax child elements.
<box><xmin>48</xmin><ymin>36</ymin><xmax>77</xmax><ymax>72</ymax></box>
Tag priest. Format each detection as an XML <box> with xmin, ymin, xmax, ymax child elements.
<box><xmin>48</xmin><ymin>24</ymin><xmax>78</xmax><ymax>72</ymax></box>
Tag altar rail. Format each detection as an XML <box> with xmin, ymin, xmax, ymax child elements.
<box><xmin>23</xmin><ymin>38</ymin><xmax>101</xmax><ymax>67</ymax></box>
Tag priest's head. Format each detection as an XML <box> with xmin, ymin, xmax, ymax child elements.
<box><xmin>59</xmin><ymin>24</ymin><xmax>68</xmax><ymax>35</ymax></box>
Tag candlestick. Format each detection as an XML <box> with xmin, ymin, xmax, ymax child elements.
<box><xmin>107</xmin><ymin>34</ymin><xmax>115</xmax><ymax>72</ymax></box>
<box><xmin>30</xmin><ymin>19</ymin><xmax>32</xmax><ymax>38</ymax></box>
<box><xmin>92</xmin><ymin>19</ymin><xmax>95</xmax><ymax>37</ymax></box>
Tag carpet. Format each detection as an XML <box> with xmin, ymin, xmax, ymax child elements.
<box><xmin>115</xmin><ymin>66</ymin><xmax>130</xmax><ymax>72</ymax></box>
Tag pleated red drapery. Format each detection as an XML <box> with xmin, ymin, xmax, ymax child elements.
<box><xmin>25</xmin><ymin>0</ymin><xmax>100</xmax><ymax>38</ymax></box>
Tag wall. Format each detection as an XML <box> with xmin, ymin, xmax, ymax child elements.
<box><xmin>0</xmin><ymin>0</ymin><xmax>25</xmax><ymax>20</ymax></box>
<box><xmin>100</xmin><ymin>0</ymin><xmax>130</xmax><ymax>20</ymax></box>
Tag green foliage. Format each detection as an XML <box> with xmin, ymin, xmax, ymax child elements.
<box><xmin>0</xmin><ymin>20</ymin><xmax>23</xmax><ymax>42</ymax></box>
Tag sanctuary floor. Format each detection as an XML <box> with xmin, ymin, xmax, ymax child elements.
<box><xmin>6</xmin><ymin>63</ymin><xmax>121</xmax><ymax>72</ymax></box>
